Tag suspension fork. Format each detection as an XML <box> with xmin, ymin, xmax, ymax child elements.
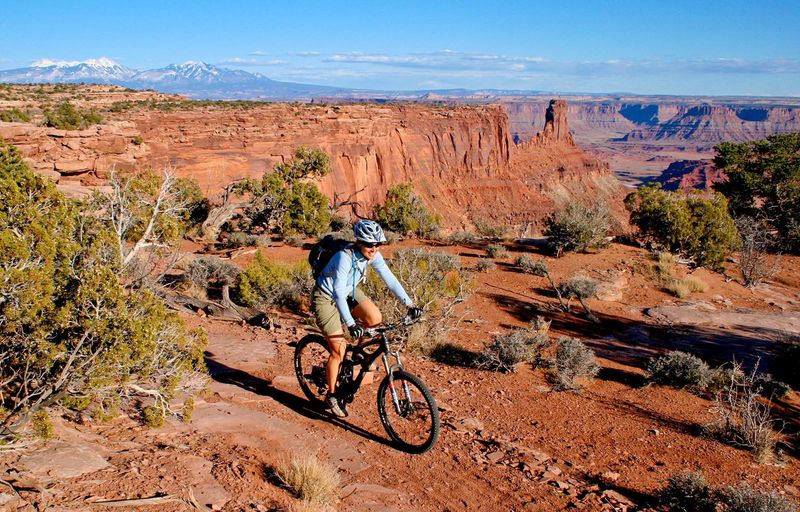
<box><xmin>381</xmin><ymin>336</ymin><xmax>413</xmax><ymax>413</ymax></box>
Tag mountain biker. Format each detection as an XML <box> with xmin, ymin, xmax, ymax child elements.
<box><xmin>312</xmin><ymin>219</ymin><xmax>422</xmax><ymax>417</ymax></box>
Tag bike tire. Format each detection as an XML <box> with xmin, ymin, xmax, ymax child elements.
<box><xmin>294</xmin><ymin>334</ymin><xmax>330</xmax><ymax>406</ymax></box>
<box><xmin>377</xmin><ymin>370</ymin><xmax>440</xmax><ymax>454</ymax></box>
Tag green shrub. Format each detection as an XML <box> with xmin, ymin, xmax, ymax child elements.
<box><xmin>660</xmin><ymin>471</ymin><xmax>716</xmax><ymax>512</ymax></box>
<box><xmin>31</xmin><ymin>410</ymin><xmax>54</xmax><ymax>440</ymax></box>
<box><xmin>715</xmin><ymin>133</ymin><xmax>800</xmax><ymax>253</ymax></box>
<box><xmin>720</xmin><ymin>484</ymin><xmax>797</xmax><ymax>512</ymax></box>
<box><xmin>447</xmin><ymin>230</ymin><xmax>476</xmax><ymax>245</ymax></box>
<box><xmin>475</xmin><ymin>259</ymin><xmax>496</xmax><ymax>272</ymax></box>
<box><xmin>0</xmin><ymin>108</ymin><xmax>31</xmax><ymax>123</ymax></box>
<box><xmin>284</xmin><ymin>235</ymin><xmax>305</xmax><ymax>247</ymax></box>
<box><xmin>559</xmin><ymin>275</ymin><xmax>599</xmax><ymax>319</ymax></box>
<box><xmin>474</xmin><ymin>218</ymin><xmax>509</xmax><ymax>240</ymax></box>
<box><xmin>182</xmin><ymin>256</ymin><xmax>240</xmax><ymax>299</ymax></box>
<box><xmin>375</xmin><ymin>183</ymin><xmax>441</xmax><ymax>238</ymax></box>
<box><xmin>544</xmin><ymin>201</ymin><xmax>612</xmax><ymax>256</ymax></box>
<box><xmin>480</xmin><ymin>320</ymin><xmax>551</xmax><ymax>372</ymax></box>
<box><xmin>236</xmin><ymin>253</ymin><xmax>311</xmax><ymax>310</ymax></box>
<box><xmin>0</xmin><ymin>141</ymin><xmax>207</xmax><ymax>436</ymax></box>
<box><xmin>181</xmin><ymin>397</ymin><xmax>195</xmax><ymax>423</ymax></box>
<box><xmin>143</xmin><ymin>405</ymin><xmax>165</xmax><ymax>428</ymax></box>
<box><xmin>43</xmin><ymin>101</ymin><xmax>102</xmax><ymax>130</ymax></box>
<box><xmin>238</xmin><ymin>147</ymin><xmax>332</xmax><ymax>237</ymax></box>
<box><xmin>485</xmin><ymin>243</ymin><xmax>507</xmax><ymax>259</ymax></box>
<box><xmin>362</xmin><ymin>248</ymin><xmax>472</xmax><ymax>354</ymax></box>
<box><xmin>646</xmin><ymin>351</ymin><xmax>711</xmax><ymax>391</ymax></box>
<box><xmin>514</xmin><ymin>254</ymin><xmax>540</xmax><ymax>274</ymax></box>
<box><xmin>625</xmin><ymin>185</ymin><xmax>740</xmax><ymax>270</ymax></box>
<box><xmin>132</xmin><ymin>135</ymin><xmax>144</xmax><ymax>145</ymax></box>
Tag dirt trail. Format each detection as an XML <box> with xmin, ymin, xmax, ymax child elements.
<box><xmin>1</xmin><ymin>243</ymin><xmax>799</xmax><ymax>511</ymax></box>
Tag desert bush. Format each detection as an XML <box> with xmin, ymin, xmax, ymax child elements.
<box><xmin>275</xmin><ymin>453</ymin><xmax>340</xmax><ymax>508</ymax></box>
<box><xmin>181</xmin><ymin>397</ymin><xmax>195</xmax><ymax>423</ymax></box>
<box><xmin>31</xmin><ymin>410</ymin><xmax>54</xmax><ymax>441</ymax></box>
<box><xmin>182</xmin><ymin>257</ymin><xmax>240</xmax><ymax>299</ymax></box>
<box><xmin>549</xmin><ymin>337</ymin><xmax>599</xmax><ymax>391</ymax></box>
<box><xmin>475</xmin><ymin>258</ymin><xmax>496</xmax><ymax>273</ymax></box>
<box><xmin>223</xmin><ymin>231</ymin><xmax>257</xmax><ymax>248</ymax></box>
<box><xmin>328</xmin><ymin>214</ymin><xmax>351</xmax><ymax>232</ymax></box>
<box><xmin>375</xmin><ymin>183</ymin><xmax>441</xmax><ymax>238</ymax></box>
<box><xmin>646</xmin><ymin>351</ymin><xmax>712</xmax><ymax>391</ymax></box>
<box><xmin>625</xmin><ymin>185</ymin><xmax>740</xmax><ymax>270</ymax></box>
<box><xmin>660</xmin><ymin>471</ymin><xmax>716</xmax><ymax>512</ymax></box>
<box><xmin>236</xmin><ymin>253</ymin><xmax>312</xmax><ymax>310</ymax></box>
<box><xmin>665</xmin><ymin>276</ymin><xmax>707</xmax><ymax>298</ymax></box>
<box><xmin>655</xmin><ymin>252</ymin><xmax>676</xmax><ymax>281</ymax></box>
<box><xmin>515</xmin><ymin>256</ymin><xmax>568</xmax><ymax>310</ymax></box>
<box><xmin>0</xmin><ymin>108</ymin><xmax>31</xmax><ymax>123</ymax></box>
<box><xmin>284</xmin><ymin>235</ymin><xmax>305</xmax><ymax>247</ymax></box>
<box><xmin>447</xmin><ymin>230</ymin><xmax>476</xmax><ymax>245</ymax></box>
<box><xmin>480</xmin><ymin>319</ymin><xmax>552</xmax><ymax>372</ymax></box>
<box><xmin>737</xmin><ymin>216</ymin><xmax>781</xmax><ymax>287</ymax></box>
<box><xmin>544</xmin><ymin>201</ymin><xmax>612</xmax><ymax>256</ymax></box>
<box><xmin>43</xmin><ymin>101</ymin><xmax>102</xmax><ymax>130</ymax></box>
<box><xmin>720</xmin><ymin>483</ymin><xmax>798</xmax><ymax>512</ymax></box>
<box><xmin>559</xmin><ymin>275</ymin><xmax>599</xmax><ymax>320</ymax></box>
<box><xmin>709</xmin><ymin>362</ymin><xmax>778</xmax><ymax>462</ymax></box>
<box><xmin>362</xmin><ymin>248</ymin><xmax>472</xmax><ymax>355</ymax></box>
<box><xmin>0</xmin><ymin>142</ymin><xmax>207</xmax><ymax>436</ymax></box>
<box><xmin>474</xmin><ymin>218</ymin><xmax>510</xmax><ymax>240</ymax></box>
<box><xmin>485</xmin><ymin>243</ymin><xmax>507</xmax><ymax>258</ymax></box>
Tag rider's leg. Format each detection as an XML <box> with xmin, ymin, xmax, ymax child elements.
<box><xmin>325</xmin><ymin>333</ymin><xmax>347</xmax><ymax>394</ymax></box>
<box><xmin>351</xmin><ymin>298</ymin><xmax>382</xmax><ymax>327</ymax></box>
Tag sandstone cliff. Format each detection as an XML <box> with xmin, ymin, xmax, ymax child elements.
<box><xmin>0</xmin><ymin>85</ymin><xmax>621</xmax><ymax>230</ymax></box>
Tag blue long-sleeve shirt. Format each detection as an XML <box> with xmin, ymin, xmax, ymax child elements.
<box><xmin>316</xmin><ymin>248</ymin><xmax>413</xmax><ymax>327</ymax></box>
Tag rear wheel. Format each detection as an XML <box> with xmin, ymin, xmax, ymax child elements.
<box><xmin>294</xmin><ymin>335</ymin><xmax>330</xmax><ymax>405</ymax></box>
<box><xmin>377</xmin><ymin>370</ymin><xmax>440</xmax><ymax>454</ymax></box>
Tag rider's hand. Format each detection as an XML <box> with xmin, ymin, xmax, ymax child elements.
<box><xmin>408</xmin><ymin>306</ymin><xmax>423</xmax><ymax>320</ymax></box>
<box><xmin>348</xmin><ymin>324</ymin><xmax>365</xmax><ymax>340</ymax></box>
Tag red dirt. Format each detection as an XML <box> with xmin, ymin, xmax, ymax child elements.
<box><xmin>2</xmin><ymin>241</ymin><xmax>798</xmax><ymax>511</ymax></box>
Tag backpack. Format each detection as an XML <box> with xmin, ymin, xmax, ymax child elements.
<box><xmin>308</xmin><ymin>235</ymin><xmax>353</xmax><ymax>280</ymax></box>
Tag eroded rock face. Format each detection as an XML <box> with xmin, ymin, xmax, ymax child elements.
<box><xmin>1</xmin><ymin>87</ymin><xmax>621</xmax><ymax>228</ymax></box>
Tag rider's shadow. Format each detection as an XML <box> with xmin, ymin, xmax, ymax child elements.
<box><xmin>204</xmin><ymin>351</ymin><xmax>393</xmax><ymax>448</ymax></box>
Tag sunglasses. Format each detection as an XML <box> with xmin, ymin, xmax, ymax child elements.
<box><xmin>361</xmin><ymin>242</ymin><xmax>383</xmax><ymax>248</ymax></box>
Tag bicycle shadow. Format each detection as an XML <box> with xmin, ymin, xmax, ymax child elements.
<box><xmin>204</xmin><ymin>352</ymin><xmax>394</xmax><ymax>448</ymax></box>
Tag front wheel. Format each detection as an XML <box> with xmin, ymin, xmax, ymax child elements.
<box><xmin>377</xmin><ymin>370</ymin><xmax>440</xmax><ymax>454</ymax></box>
<box><xmin>294</xmin><ymin>334</ymin><xmax>330</xmax><ymax>405</ymax></box>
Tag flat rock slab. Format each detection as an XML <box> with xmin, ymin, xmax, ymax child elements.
<box><xmin>179</xmin><ymin>454</ymin><xmax>230</xmax><ymax>510</ymax></box>
<box><xmin>191</xmin><ymin>401</ymin><xmax>307</xmax><ymax>450</ymax></box>
<box><xmin>340</xmin><ymin>483</ymin><xmax>405</xmax><ymax>512</ymax></box>
<box><xmin>18</xmin><ymin>441</ymin><xmax>110</xmax><ymax>478</ymax></box>
<box><xmin>647</xmin><ymin>303</ymin><xmax>800</xmax><ymax>335</ymax></box>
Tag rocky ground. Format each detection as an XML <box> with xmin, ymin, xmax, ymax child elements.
<box><xmin>1</xmin><ymin>240</ymin><xmax>798</xmax><ymax>511</ymax></box>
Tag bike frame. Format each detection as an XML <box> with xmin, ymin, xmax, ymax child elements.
<box><xmin>337</xmin><ymin>324</ymin><xmax>414</xmax><ymax>414</ymax></box>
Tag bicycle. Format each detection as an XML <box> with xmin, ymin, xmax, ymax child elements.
<box><xmin>294</xmin><ymin>317</ymin><xmax>440</xmax><ymax>454</ymax></box>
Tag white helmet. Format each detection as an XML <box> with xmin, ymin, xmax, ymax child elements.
<box><xmin>353</xmin><ymin>219</ymin><xmax>387</xmax><ymax>244</ymax></box>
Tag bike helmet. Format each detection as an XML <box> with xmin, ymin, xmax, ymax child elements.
<box><xmin>353</xmin><ymin>219</ymin><xmax>387</xmax><ymax>244</ymax></box>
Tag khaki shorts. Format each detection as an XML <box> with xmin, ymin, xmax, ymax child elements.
<box><xmin>312</xmin><ymin>286</ymin><xmax>367</xmax><ymax>337</ymax></box>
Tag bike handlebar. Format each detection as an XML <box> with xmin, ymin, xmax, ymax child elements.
<box><xmin>363</xmin><ymin>315</ymin><xmax>419</xmax><ymax>338</ymax></box>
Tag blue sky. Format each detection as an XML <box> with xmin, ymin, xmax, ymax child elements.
<box><xmin>2</xmin><ymin>0</ymin><xmax>799</xmax><ymax>96</ymax></box>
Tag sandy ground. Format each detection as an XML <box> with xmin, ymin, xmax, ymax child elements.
<box><xmin>1</xmin><ymin>241</ymin><xmax>798</xmax><ymax>511</ymax></box>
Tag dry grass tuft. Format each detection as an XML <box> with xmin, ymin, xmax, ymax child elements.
<box><xmin>275</xmin><ymin>453</ymin><xmax>340</xmax><ymax>509</ymax></box>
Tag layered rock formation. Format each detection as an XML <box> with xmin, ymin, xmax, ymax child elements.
<box><xmin>0</xmin><ymin>85</ymin><xmax>621</xmax><ymax>230</ymax></box>
<box><xmin>648</xmin><ymin>160</ymin><xmax>727</xmax><ymax>192</ymax></box>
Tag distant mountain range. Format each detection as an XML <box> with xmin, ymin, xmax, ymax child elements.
<box><xmin>0</xmin><ymin>58</ymin><xmax>352</xmax><ymax>100</ymax></box>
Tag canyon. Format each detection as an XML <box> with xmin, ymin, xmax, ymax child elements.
<box><xmin>502</xmin><ymin>96</ymin><xmax>800</xmax><ymax>187</ymax></box>
<box><xmin>0</xmin><ymin>85</ymin><xmax>621</xmax><ymax>230</ymax></box>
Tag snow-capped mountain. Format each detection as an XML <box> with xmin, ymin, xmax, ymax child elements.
<box><xmin>130</xmin><ymin>61</ymin><xmax>263</xmax><ymax>85</ymax></box>
<box><xmin>0</xmin><ymin>58</ymin><xmax>342</xmax><ymax>100</ymax></box>
<box><xmin>0</xmin><ymin>58</ymin><xmax>137</xmax><ymax>84</ymax></box>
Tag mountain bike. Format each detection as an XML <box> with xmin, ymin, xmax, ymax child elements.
<box><xmin>294</xmin><ymin>317</ymin><xmax>440</xmax><ymax>454</ymax></box>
